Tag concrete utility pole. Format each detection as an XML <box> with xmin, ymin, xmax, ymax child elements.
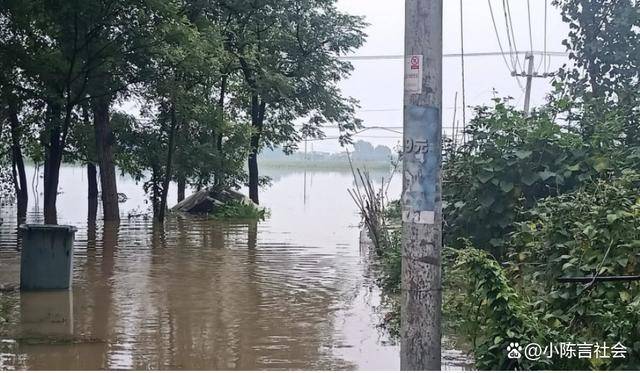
<box><xmin>514</xmin><ymin>52</ymin><xmax>554</xmax><ymax>116</ymax></box>
<box><xmin>522</xmin><ymin>52</ymin><xmax>534</xmax><ymax>115</ymax></box>
<box><xmin>401</xmin><ymin>0</ymin><xmax>442</xmax><ymax>370</ymax></box>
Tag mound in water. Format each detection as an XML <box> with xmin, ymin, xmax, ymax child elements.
<box><xmin>171</xmin><ymin>188</ymin><xmax>255</xmax><ymax>214</ymax></box>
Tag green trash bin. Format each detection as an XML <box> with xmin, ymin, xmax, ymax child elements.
<box><xmin>19</xmin><ymin>224</ymin><xmax>77</xmax><ymax>290</ymax></box>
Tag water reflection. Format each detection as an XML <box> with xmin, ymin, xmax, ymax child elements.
<box><xmin>20</xmin><ymin>291</ymin><xmax>73</xmax><ymax>338</ymax></box>
<box><xmin>1</xmin><ymin>167</ymin><xmax>408</xmax><ymax>369</ymax></box>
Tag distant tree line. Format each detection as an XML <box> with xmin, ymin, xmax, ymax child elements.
<box><xmin>260</xmin><ymin>140</ymin><xmax>394</xmax><ymax>163</ymax></box>
<box><xmin>0</xmin><ymin>0</ymin><xmax>367</xmax><ymax>224</ymax></box>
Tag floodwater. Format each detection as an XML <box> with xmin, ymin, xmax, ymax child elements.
<box><xmin>0</xmin><ymin>165</ymin><xmax>471</xmax><ymax>370</ymax></box>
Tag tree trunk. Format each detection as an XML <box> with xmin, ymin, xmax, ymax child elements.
<box><xmin>215</xmin><ymin>75</ymin><xmax>227</xmax><ymax>186</ymax></box>
<box><xmin>43</xmin><ymin>103</ymin><xmax>63</xmax><ymax>225</ymax></box>
<box><xmin>92</xmin><ymin>96</ymin><xmax>120</xmax><ymax>222</ymax></box>
<box><xmin>43</xmin><ymin>150</ymin><xmax>61</xmax><ymax>225</ymax></box>
<box><xmin>151</xmin><ymin>165</ymin><xmax>162</xmax><ymax>219</ymax></box>
<box><xmin>87</xmin><ymin>163</ymin><xmax>98</xmax><ymax>222</ymax></box>
<box><xmin>157</xmin><ymin>105</ymin><xmax>178</xmax><ymax>222</ymax></box>
<box><xmin>7</xmin><ymin>96</ymin><xmax>28</xmax><ymax>223</ymax></box>
<box><xmin>248</xmin><ymin>147</ymin><xmax>259</xmax><ymax>204</ymax></box>
<box><xmin>247</xmin><ymin>96</ymin><xmax>266</xmax><ymax>205</ymax></box>
<box><xmin>177</xmin><ymin>176</ymin><xmax>186</xmax><ymax>203</ymax></box>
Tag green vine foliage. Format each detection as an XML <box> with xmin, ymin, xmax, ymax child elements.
<box><xmin>450</xmin><ymin>173</ymin><xmax>640</xmax><ymax>369</ymax></box>
<box><xmin>446</xmin><ymin>244</ymin><xmax>555</xmax><ymax>370</ymax></box>
<box><xmin>443</xmin><ymin>99</ymin><xmax>599</xmax><ymax>257</ymax></box>
<box><xmin>509</xmin><ymin>171</ymin><xmax>640</xmax><ymax>369</ymax></box>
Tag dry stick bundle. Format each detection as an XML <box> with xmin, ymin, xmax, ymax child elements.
<box><xmin>347</xmin><ymin>151</ymin><xmax>391</xmax><ymax>252</ymax></box>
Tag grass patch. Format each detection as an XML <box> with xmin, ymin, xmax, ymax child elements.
<box><xmin>211</xmin><ymin>200</ymin><xmax>268</xmax><ymax>220</ymax></box>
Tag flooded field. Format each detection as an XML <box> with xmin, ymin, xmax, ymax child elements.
<box><xmin>0</xmin><ymin>165</ymin><xmax>470</xmax><ymax>370</ymax></box>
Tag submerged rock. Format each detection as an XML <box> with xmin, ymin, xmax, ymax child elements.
<box><xmin>170</xmin><ymin>187</ymin><xmax>255</xmax><ymax>214</ymax></box>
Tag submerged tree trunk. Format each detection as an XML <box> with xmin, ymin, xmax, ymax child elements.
<box><xmin>247</xmin><ymin>142</ymin><xmax>259</xmax><ymax>204</ymax></box>
<box><xmin>157</xmin><ymin>105</ymin><xmax>179</xmax><ymax>222</ymax></box>
<box><xmin>247</xmin><ymin>96</ymin><xmax>266</xmax><ymax>205</ymax></box>
<box><xmin>7</xmin><ymin>95</ymin><xmax>28</xmax><ymax>223</ymax></box>
<box><xmin>93</xmin><ymin>95</ymin><xmax>120</xmax><ymax>222</ymax></box>
<box><xmin>43</xmin><ymin>103</ymin><xmax>63</xmax><ymax>225</ymax></box>
<box><xmin>151</xmin><ymin>165</ymin><xmax>162</xmax><ymax>219</ymax></box>
<box><xmin>177</xmin><ymin>176</ymin><xmax>186</xmax><ymax>203</ymax></box>
<box><xmin>215</xmin><ymin>74</ymin><xmax>227</xmax><ymax>186</ymax></box>
<box><xmin>43</xmin><ymin>138</ymin><xmax>66</xmax><ymax>225</ymax></box>
<box><xmin>43</xmin><ymin>148</ymin><xmax>62</xmax><ymax>224</ymax></box>
<box><xmin>87</xmin><ymin>163</ymin><xmax>98</xmax><ymax>222</ymax></box>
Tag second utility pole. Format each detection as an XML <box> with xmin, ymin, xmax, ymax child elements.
<box><xmin>522</xmin><ymin>52</ymin><xmax>534</xmax><ymax>115</ymax></box>
<box><xmin>401</xmin><ymin>0</ymin><xmax>442</xmax><ymax>370</ymax></box>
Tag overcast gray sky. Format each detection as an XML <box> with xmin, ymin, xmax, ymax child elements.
<box><xmin>307</xmin><ymin>0</ymin><xmax>571</xmax><ymax>153</ymax></box>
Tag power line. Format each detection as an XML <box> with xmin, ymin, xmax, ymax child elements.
<box><xmin>487</xmin><ymin>0</ymin><xmax>515</xmax><ymax>75</ymax></box>
<box><xmin>305</xmin><ymin>135</ymin><xmax>402</xmax><ymax>141</ymax></box>
<box><xmin>536</xmin><ymin>0</ymin><xmax>549</xmax><ymax>73</ymax></box>
<box><xmin>452</xmin><ymin>92</ymin><xmax>459</xmax><ymax>148</ymax></box>
<box><xmin>501</xmin><ymin>0</ymin><xmax>526</xmax><ymax>90</ymax></box>
<box><xmin>292</xmin><ymin>125</ymin><xmax>403</xmax><ymax>133</ymax></box>
<box><xmin>460</xmin><ymin>0</ymin><xmax>467</xmax><ymax>143</ymax></box>
<box><xmin>357</xmin><ymin>108</ymin><xmax>401</xmax><ymax>112</ymax></box>
<box><xmin>338</xmin><ymin>50</ymin><xmax>567</xmax><ymax>61</ymax></box>
<box><xmin>501</xmin><ymin>0</ymin><xmax>518</xmax><ymax>71</ymax></box>
<box><xmin>506</xmin><ymin>0</ymin><xmax>527</xmax><ymax>74</ymax></box>
<box><xmin>304</xmin><ymin>127</ymin><xmax>466</xmax><ymax>142</ymax></box>
<box><xmin>544</xmin><ymin>0</ymin><xmax>551</xmax><ymax>73</ymax></box>
<box><xmin>526</xmin><ymin>0</ymin><xmax>534</xmax><ymax>54</ymax></box>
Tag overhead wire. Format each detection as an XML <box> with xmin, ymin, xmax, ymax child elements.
<box><xmin>501</xmin><ymin>0</ymin><xmax>525</xmax><ymax>91</ymax></box>
<box><xmin>487</xmin><ymin>0</ymin><xmax>516</xmax><ymax>74</ymax></box>
<box><xmin>338</xmin><ymin>50</ymin><xmax>567</xmax><ymax>61</ymax></box>
<box><xmin>535</xmin><ymin>0</ymin><xmax>548</xmax><ymax>73</ymax></box>
<box><xmin>500</xmin><ymin>0</ymin><xmax>518</xmax><ymax>71</ymax></box>
<box><xmin>460</xmin><ymin>0</ymin><xmax>467</xmax><ymax>143</ymax></box>
<box><xmin>357</xmin><ymin>108</ymin><xmax>400</xmax><ymax>112</ymax></box>
<box><xmin>526</xmin><ymin>0</ymin><xmax>534</xmax><ymax>54</ymax></box>
<box><xmin>544</xmin><ymin>0</ymin><xmax>551</xmax><ymax>73</ymax></box>
<box><xmin>504</xmin><ymin>0</ymin><xmax>525</xmax><ymax>73</ymax></box>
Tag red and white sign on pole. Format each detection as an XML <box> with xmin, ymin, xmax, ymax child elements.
<box><xmin>404</xmin><ymin>54</ymin><xmax>423</xmax><ymax>94</ymax></box>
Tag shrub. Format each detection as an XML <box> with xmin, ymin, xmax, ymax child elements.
<box><xmin>508</xmin><ymin>171</ymin><xmax>640</xmax><ymax>369</ymax></box>
<box><xmin>443</xmin><ymin>99</ymin><xmax>625</xmax><ymax>257</ymax></box>
<box><xmin>446</xmin><ymin>244</ymin><xmax>553</xmax><ymax>369</ymax></box>
<box><xmin>449</xmin><ymin>173</ymin><xmax>640</xmax><ymax>369</ymax></box>
<box><xmin>212</xmin><ymin>200</ymin><xmax>268</xmax><ymax>220</ymax></box>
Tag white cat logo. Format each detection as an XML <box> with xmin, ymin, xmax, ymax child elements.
<box><xmin>507</xmin><ymin>342</ymin><xmax>522</xmax><ymax>359</ymax></box>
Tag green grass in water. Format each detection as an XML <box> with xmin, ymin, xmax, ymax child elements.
<box><xmin>212</xmin><ymin>200</ymin><xmax>268</xmax><ymax>220</ymax></box>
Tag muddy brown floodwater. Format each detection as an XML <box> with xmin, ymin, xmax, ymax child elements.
<box><xmin>0</xmin><ymin>165</ymin><xmax>471</xmax><ymax>370</ymax></box>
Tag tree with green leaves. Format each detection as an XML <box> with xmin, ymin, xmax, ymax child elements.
<box><xmin>218</xmin><ymin>0</ymin><xmax>366</xmax><ymax>203</ymax></box>
<box><xmin>0</xmin><ymin>67</ymin><xmax>29</xmax><ymax>222</ymax></box>
<box><xmin>0</xmin><ymin>0</ymin><xmax>87</xmax><ymax>224</ymax></box>
<box><xmin>0</xmin><ymin>102</ymin><xmax>20</xmax><ymax>208</ymax></box>
<box><xmin>0</xmin><ymin>0</ymin><xmax>188</xmax><ymax>223</ymax></box>
<box><xmin>72</xmin><ymin>0</ymin><xmax>186</xmax><ymax>223</ymax></box>
<box><xmin>115</xmin><ymin>2</ymin><xmax>234</xmax><ymax>221</ymax></box>
<box><xmin>553</xmin><ymin>0</ymin><xmax>640</xmax><ymax>144</ymax></box>
<box><xmin>0</xmin><ymin>0</ymin><xmax>367</xmax><ymax>223</ymax></box>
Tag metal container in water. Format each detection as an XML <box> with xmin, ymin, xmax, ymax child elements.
<box><xmin>19</xmin><ymin>224</ymin><xmax>77</xmax><ymax>290</ymax></box>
